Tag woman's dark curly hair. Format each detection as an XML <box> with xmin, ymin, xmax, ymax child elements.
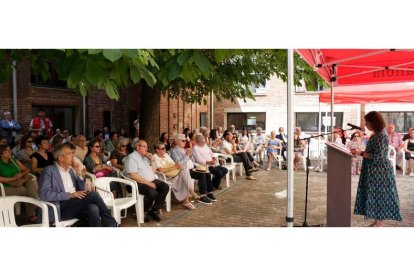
<box><xmin>364</xmin><ymin>111</ymin><xmax>386</xmax><ymax>133</ymax></box>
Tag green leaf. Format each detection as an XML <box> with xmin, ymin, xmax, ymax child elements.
<box><xmin>167</xmin><ymin>61</ymin><xmax>181</xmax><ymax>81</ymax></box>
<box><xmin>102</xmin><ymin>49</ymin><xmax>123</xmax><ymax>62</ymax></box>
<box><xmin>122</xmin><ymin>49</ymin><xmax>137</xmax><ymax>59</ymax></box>
<box><xmin>105</xmin><ymin>81</ymin><xmax>119</xmax><ymax>100</ymax></box>
<box><xmin>88</xmin><ymin>49</ymin><xmax>103</xmax><ymax>55</ymax></box>
<box><xmin>85</xmin><ymin>60</ymin><xmax>106</xmax><ymax>84</ymax></box>
<box><xmin>193</xmin><ymin>50</ymin><xmax>212</xmax><ymax>74</ymax></box>
<box><xmin>137</xmin><ymin>64</ymin><xmax>156</xmax><ymax>87</ymax></box>
<box><xmin>130</xmin><ymin>65</ymin><xmax>141</xmax><ymax>83</ymax></box>
<box><xmin>177</xmin><ymin>50</ymin><xmax>193</xmax><ymax>66</ymax></box>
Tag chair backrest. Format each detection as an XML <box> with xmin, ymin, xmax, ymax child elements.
<box><xmin>94</xmin><ymin>177</ymin><xmax>137</xmax><ymax>204</ymax></box>
<box><xmin>0</xmin><ymin>196</ymin><xmax>49</xmax><ymax>227</ymax></box>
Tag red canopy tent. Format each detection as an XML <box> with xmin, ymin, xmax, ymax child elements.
<box><xmin>319</xmin><ymin>82</ymin><xmax>414</xmax><ymax>104</ymax></box>
<box><xmin>296</xmin><ymin>49</ymin><xmax>414</xmax><ymax>86</ymax></box>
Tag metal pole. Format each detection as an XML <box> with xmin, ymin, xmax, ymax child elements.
<box><xmin>286</xmin><ymin>49</ymin><xmax>294</xmax><ymax>227</ymax></box>
<box><xmin>82</xmin><ymin>96</ymin><xmax>86</xmax><ymax>135</ymax></box>
<box><xmin>210</xmin><ymin>91</ymin><xmax>214</xmax><ymax>129</ymax></box>
<box><xmin>330</xmin><ymin>84</ymin><xmax>334</xmax><ymax>141</ymax></box>
<box><xmin>12</xmin><ymin>61</ymin><xmax>17</xmax><ymax>120</ymax></box>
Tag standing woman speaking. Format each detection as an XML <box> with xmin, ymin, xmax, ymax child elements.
<box><xmin>353</xmin><ymin>111</ymin><xmax>402</xmax><ymax>227</ymax></box>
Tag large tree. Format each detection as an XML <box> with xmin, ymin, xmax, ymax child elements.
<box><xmin>0</xmin><ymin>49</ymin><xmax>322</xmax><ymax>146</ymax></box>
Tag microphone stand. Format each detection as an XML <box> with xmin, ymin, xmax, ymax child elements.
<box><xmin>297</xmin><ymin>127</ymin><xmax>355</xmax><ymax>227</ymax></box>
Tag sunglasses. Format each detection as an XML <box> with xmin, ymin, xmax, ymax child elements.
<box><xmin>27</xmin><ymin>140</ymin><xmax>33</xmax><ymax>143</ymax></box>
<box><xmin>93</xmin><ymin>145</ymin><xmax>100</xmax><ymax>148</ymax></box>
<box><xmin>121</xmin><ymin>145</ymin><xmax>127</xmax><ymax>147</ymax></box>
<box><xmin>158</xmin><ymin>147</ymin><xmax>166</xmax><ymax>150</ymax></box>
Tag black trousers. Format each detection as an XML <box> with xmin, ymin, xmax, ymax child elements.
<box><xmin>189</xmin><ymin>169</ymin><xmax>213</xmax><ymax>195</ymax></box>
<box><xmin>137</xmin><ymin>179</ymin><xmax>170</xmax><ymax>212</ymax></box>
<box><xmin>60</xmin><ymin>191</ymin><xmax>117</xmax><ymax>227</ymax></box>
<box><xmin>231</xmin><ymin>152</ymin><xmax>253</xmax><ymax>176</ymax></box>
<box><xmin>208</xmin><ymin>166</ymin><xmax>228</xmax><ymax>188</ymax></box>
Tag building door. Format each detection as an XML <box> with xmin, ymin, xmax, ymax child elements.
<box><xmin>32</xmin><ymin>106</ymin><xmax>75</xmax><ymax>135</ymax></box>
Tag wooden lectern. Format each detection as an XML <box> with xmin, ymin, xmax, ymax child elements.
<box><xmin>326</xmin><ymin>142</ymin><xmax>354</xmax><ymax>227</ymax></box>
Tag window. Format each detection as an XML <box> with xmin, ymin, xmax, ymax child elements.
<box><xmin>250</xmin><ymin>80</ymin><xmax>267</xmax><ymax>93</ymax></box>
<box><xmin>200</xmin><ymin>112</ymin><xmax>207</xmax><ymax>128</ymax></box>
<box><xmin>227</xmin><ymin>112</ymin><xmax>266</xmax><ymax>131</ymax></box>
<box><xmin>296</xmin><ymin>112</ymin><xmax>343</xmax><ymax>132</ymax></box>
<box><xmin>380</xmin><ymin>112</ymin><xmax>414</xmax><ymax>133</ymax></box>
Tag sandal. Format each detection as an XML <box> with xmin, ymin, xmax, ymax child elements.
<box><xmin>183</xmin><ymin>202</ymin><xmax>196</xmax><ymax>210</ymax></box>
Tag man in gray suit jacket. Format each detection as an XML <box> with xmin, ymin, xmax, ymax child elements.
<box><xmin>38</xmin><ymin>143</ymin><xmax>118</xmax><ymax>227</ymax></box>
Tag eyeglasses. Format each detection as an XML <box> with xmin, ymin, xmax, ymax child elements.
<box><xmin>121</xmin><ymin>145</ymin><xmax>127</xmax><ymax>147</ymax></box>
<box><xmin>93</xmin><ymin>145</ymin><xmax>100</xmax><ymax>148</ymax></box>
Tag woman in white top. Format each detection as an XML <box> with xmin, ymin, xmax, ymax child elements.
<box><xmin>153</xmin><ymin>143</ymin><xmax>195</xmax><ymax>209</ymax></box>
<box><xmin>239</xmin><ymin>127</ymin><xmax>255</xmax><ymax>154</ymax></box>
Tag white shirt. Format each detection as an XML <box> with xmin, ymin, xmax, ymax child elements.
<box><xmin>220</xmin><ymin>140</ymin><xmax>233</xmax><ymax>154</ymax></box>
<box><xmin>193</xmin><ymin>144</ymin><xmax>215</xmax><ymax>165</ymax></box>
<box><xmin>56</xmin><ymin>163</ymin><xmax>76</xmax><ymax>193</ymax></box>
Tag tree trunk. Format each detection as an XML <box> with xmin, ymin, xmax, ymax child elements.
<box><xmin>139</xmin><ymin>83</ymin><xmax>161</xmax><ymax>152</ymax></box>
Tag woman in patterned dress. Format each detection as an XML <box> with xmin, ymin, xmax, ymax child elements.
<box><xmin>353</xmin><ymin>111</ymin><xmax>402</xmax><ymax>227</ymax></box>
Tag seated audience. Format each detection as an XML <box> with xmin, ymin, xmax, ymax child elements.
<box><xmin>171</xmin><ymin>133</ymin><xmax>217</xmax><ymax>205</ymax></box>
<box><xmin>347</xmin><ymin>131</ymin><xmax>366</xmax><ymax>175</ymax></box>
<box><xmin>124</xmin><ymin>138</ymin><xmax>170</xmax><ymax>222</ymax></box>
<box><xmin>153</xmin><ymin>142</ymin><xmax>195</xmax><ymax>210</ymax></box>
<box><xmin>239</xmin><ymin>127</ymin><xmax>255</xmax><ymax>154</ymax></box>
<box><xmin>15</xmin><ymin>135</ymin><xmax>35</xmax><ymax>169</ymax></box>
<box><xmin>38</xmin><ymin>143</ymin><xmax>119</xmax><ymax>227</ymax></box>
<box><xmin>275</xmin><ymin>127</ymin><xmax>288</xmax><ymax>161</ymax></box>
<box><xmin>266</xmin><ymin>130</ymin><xmax>283</xmax><ymax>171</ymax></box>
<box><xmin>193</xmin><ymin>134</ymin><xmax>228</xmax><ymax>190</ymax></box>
<box><xmin>252</xmin><ymin>127</ymin><xmax>268</xmax><ymax>163</ymax></box>
<box><xmin>105</xmin><ymin>131</ymin><xmax>118</xmax><ymax>153</ymax></box>
<box><xmin>387</xmin><ymin>124</ymin><xmax>404</xmax><ymax>169</ymax></box>
<box><xmin>0</xmin><ymin>144</ymin><xmax>38</xmax><ymax>222</ymax></box>
<box><xmin>220</xmin><ymin>130</ymin><xmax>258</xmax><ymax>180</ymax></box>
<box><xmin>208</xmin><ymin>128</ymin><xmax>221</xmax><ymax>152</ymax></box>
<box><xmin>159</xmin><ymin>132</ymin><xmax>171</xmax><ymax>151</ymax></box>
<box><xmin>84</xmin><ymin>139</ymin><xmax>121</xmax><ymax>197</ymax></box>
<box><xmin>73</xmin><ymin>135</ymin><xmax>88</xmax><ymax>162</ymax></box>
<box><xmin>403</xmin><ymin>128</ymin><xmax>414</xmax><ymax>176</ymax></box>
<box><xmin>31</xmin><ymin>135</ymin><xmax>54</xmax><ymax>176</ymax></box>
<box><xmin>110</xmin><ymin>137</ymin><xmax>129</xmax><ymax>171</ymax></box>
<box><xmin>293</xmin><ymin>127</ymin><xmax>307</xmax><ymax>170</ymax></box>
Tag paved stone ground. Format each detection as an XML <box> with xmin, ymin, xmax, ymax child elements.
<box><xmin>122</xmin><ymin>168</ymin><xmax>414</xmax><ymax>227</ymax></box>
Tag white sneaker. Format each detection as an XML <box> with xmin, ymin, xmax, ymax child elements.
<box><xmin>410</xmin><ymin>172</ymin><xmax>414</xmax><ymax>177</ymax></box>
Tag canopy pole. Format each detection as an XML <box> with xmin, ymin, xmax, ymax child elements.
<box><xmin>286</xmin><ymin>49</ymin><xmax>294</xmax><ymax>227</ymax></box>
<box><xmin>330</xmin><ymin>84</ymin><xmax>334</xmax><ymax>141</ymax></box>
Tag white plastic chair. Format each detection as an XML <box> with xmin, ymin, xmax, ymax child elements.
<box><xmin>120</xmin><ymin>172</ymin><xmax>146</xmax><ymax>224</ymax></box>
<box><xmin>388</xmin><ymin>145</ymin><xmax>397</xmax><ymax>175</ymax></box>
<box><xmin>402</xmin><ymin>157</ymin><xmax>408</xmax><ymax>176</ymax></box>
<box><xmin>154</xmin><ymin>172</ymin><xmax>172</xmax><ymax>212</ymax></box>
<box><xmin>0</xmin><ymin>173</ymin><xmax>37</xmax><ymax>216</ymax></box>
<box><xmin>0</xmin><ymin>196</ymin><xmax>49</xmax><ymax>227</ymax></box>
<box><xmin>93</xmin><ymin>177</ymin><xmax>140</xmax><ymax>226</ymax></box>
<box><xmin>215</xmin><ymin>153</ymin><xmax>237</xmax><ymax>185</ymax></box>
<box><xmin>41</xmin><ymin>201</ymin><xmax>79</xmax><ymax>227</ymax></box>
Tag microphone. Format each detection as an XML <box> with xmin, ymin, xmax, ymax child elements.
<box><xmin>347</xmin><ymin>123</ymin><xmax>364</xmax><ymax>131</ymax></box>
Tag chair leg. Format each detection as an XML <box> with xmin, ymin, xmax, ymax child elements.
<box><xmin>239</xmin><ymin>164</ymin><xmax>243</xmax><ymax>176</ymax></box>
<box><xmin>166</xmin><ymin>188</ymin><xmax>171</xmax><ymax>212</ymax></box>
<box><xmin>225</xmin><ymin>173</ymin><xmax>230</xmax><ymax>187</ymax></box>
<box><xmin>113</xmin><ymin>208</ymin><xmax>121</xmax><ymax>224</ymax></box>
<box><xmin>135</xmin><ymin>203</ymin><xmax>141</xmax><ymax>227</ymax></box>
<box><xmin>138</xmin><ymin>196</ymin><xmax>145</xmax><ymax>224</ymax></box>
<box><xmin>232</xmin><ymin>168</ymin><xmax>236</xmax><ymax>182</ymax></box>
<box><xmin>15</xmin><ymin>203</ymin><xmax>21</xmax><ymax>216</ymax></box>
